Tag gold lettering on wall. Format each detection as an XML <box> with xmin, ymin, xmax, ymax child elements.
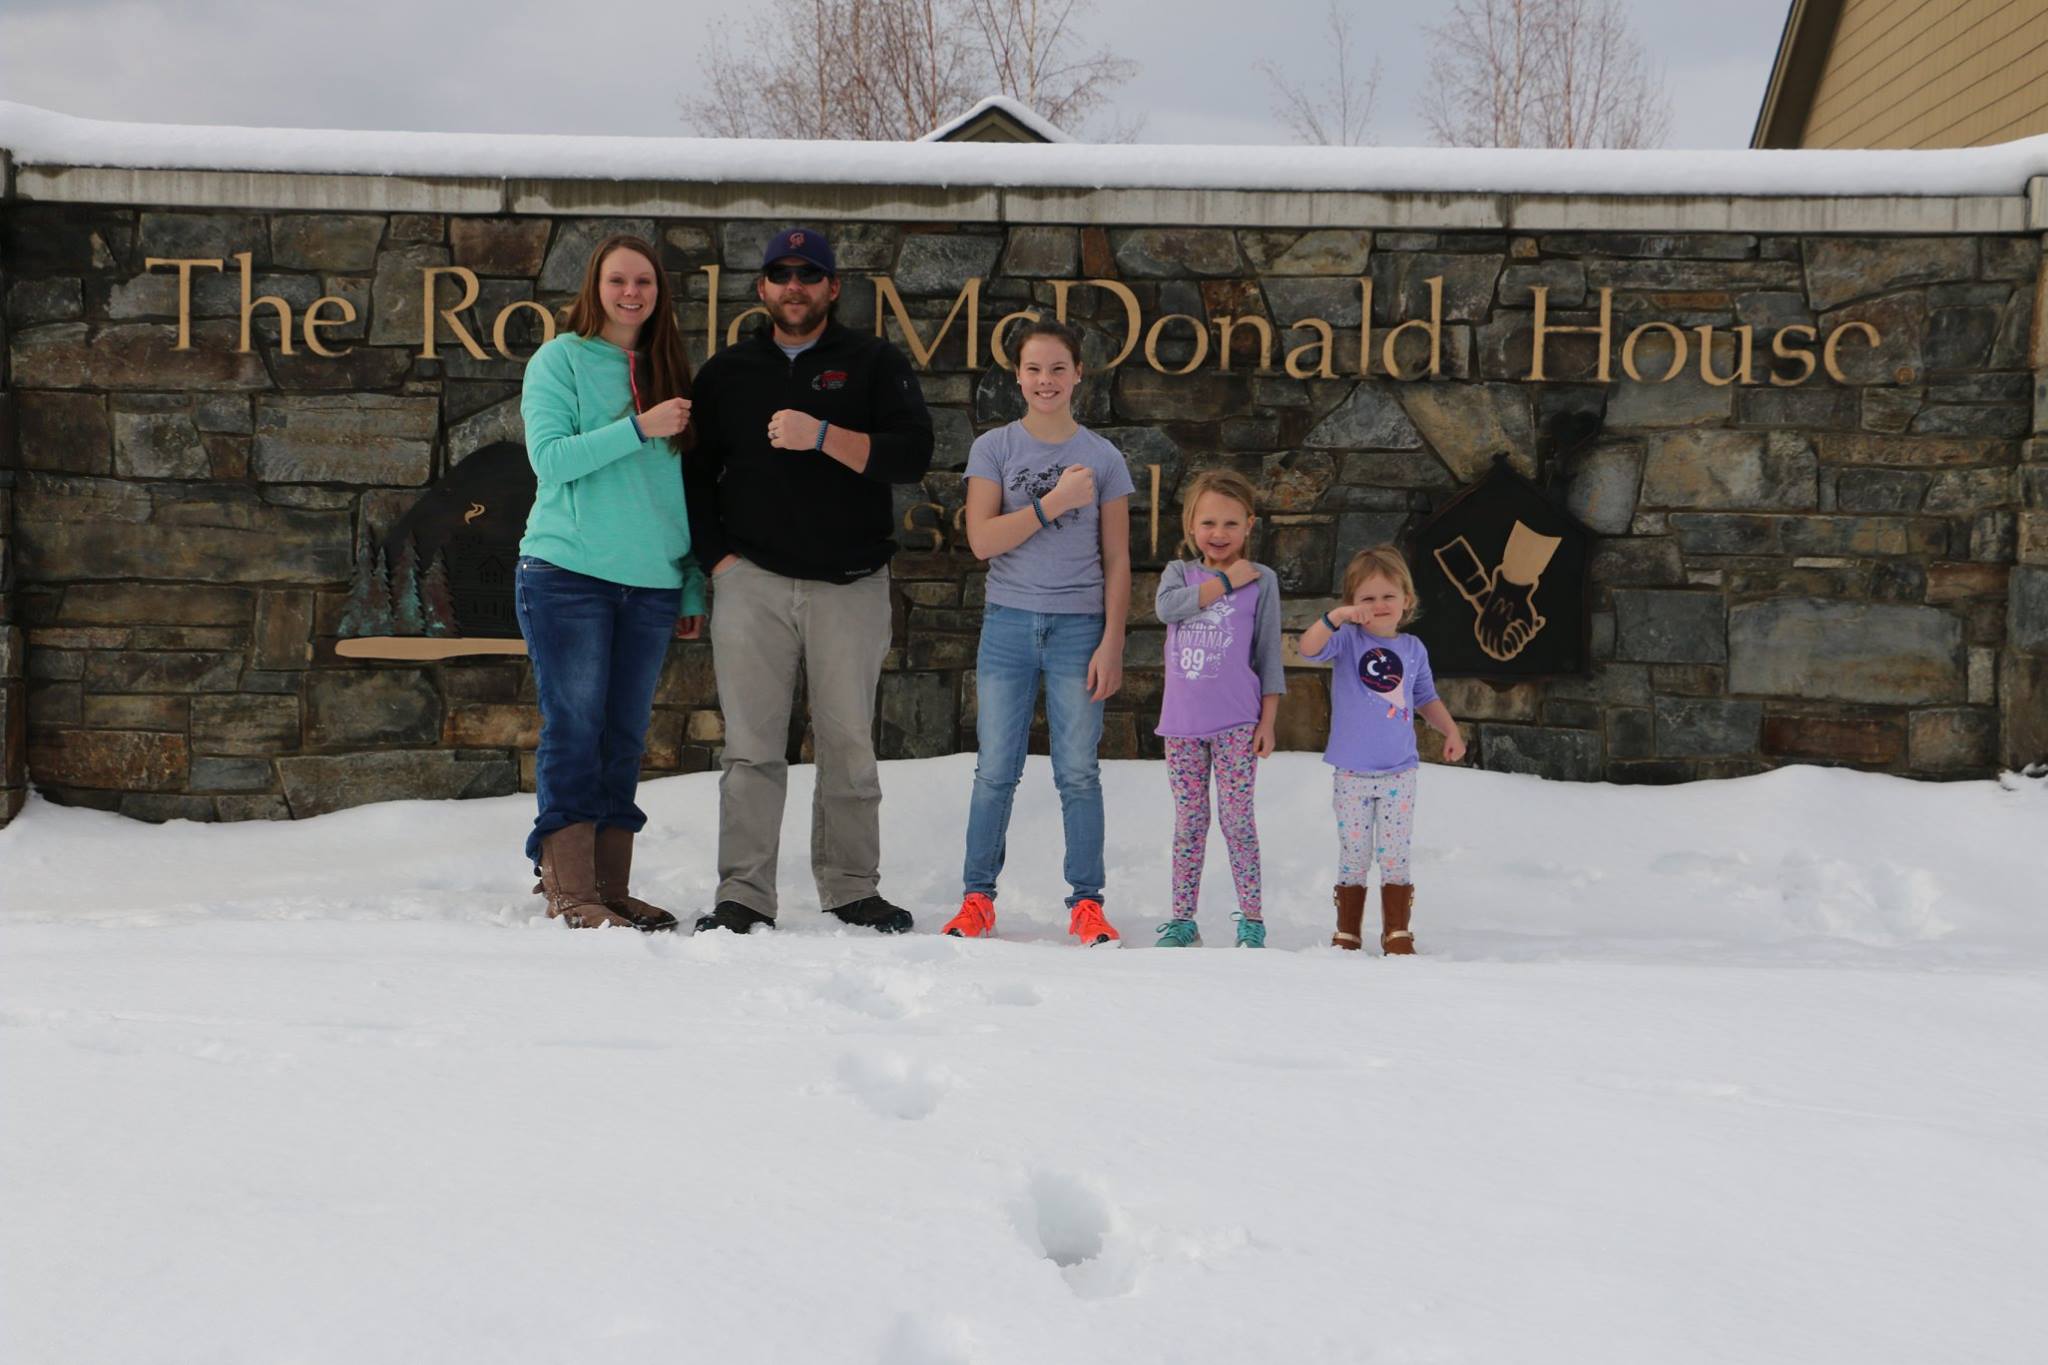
<box><xmin>139</xmin><ymin>256</ymin><xmax>1887</xmax><ymax>390</ymax></box>
<box><xmin>1770</xmin><ymin>324</ymin><xmax>1819</xmax><ymax>386</ymax></box>
<box><xmin>1051</xmin><ymin>279</ymin><xmax>1142</xmax><ymax>370</ymax></box>
<box><xmin>1528</xmin><ymin>285</ymin><xmax>1614</xmax><ymax>383</ymax></box>
<box><xmin>145</xmin><ymin>257</ymin><xmax>224</xmax><ymax>350</ymax></box>
<box><xmin>1215</xmin><ymin>314</ymin><xmax>1273</xmax><ymax>373</ymax></box>
<box><xmin>874</xmin><ymin>277</ymin><xmax>982</xmax><ymax>370</ymax></box>
<box><xmin>1149</xmin><ymin>463</ymin><xmax>1162</xmax><ymax>558</ymax></box>
<box><xmin>1284</xmin><ymin>318</ymin><xmax>1336</xmax><ymax>379</ymax></box>
<box><xmin>1822</xmin><ymin>321</ymin><xmax>1880</xmax><ymax>383</ymax></box>
<box><xmin>1621</xmin><ymin>321</ymin><xmax>1687</xmax><ymax>383</ymax></box>
<box><xmin>419</xmin><ymin>266</ymin><xmax>487</xmax><ymax>361</ymax></box>
<box><xmin>302</xmin><ymin>296</ymin><xmax>356</xmax><ymax>358</ymax></box>
<box><xmin>1378</xmin><ymin>275</ymin><xmax>1443</xmax><ymax>380</ymax></box>
<box><xmin>1143</xmin><ymin>314</ymin><xmax>1210</xmax><ymax>376</ymax></box>
<box><xmin>700</xmin><ymin>263</ymin><xmax>722</xmax><ymax>354</ymax></box>
<box><xmin>491</xmin><ymin>300</ymin><xmax>556</xmax><ymax>359</ymax></box>
<box><xmin>235</xmin><ymin>253</ymin><xmax>295</xmax><ymax>355</ymax></box>
<box><xmin>726</xmin><ymin>306</ymin><xmax>771</xmax><ymax>345</ymax></box>
<box><xmin>1697</xmin><ymin>324</ymin><xmax>1755</xmax><ymax>387</ymax></box>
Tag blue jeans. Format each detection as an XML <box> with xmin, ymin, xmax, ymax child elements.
<box><xmin>515</xmin><ymin>557</ymin><xmax>680</xmax><ymax>867</ymax></box>
<box><xmin>962</xmin><ymin>604</ymin><xmax>1107</xmax><ymax>908</ymax></box>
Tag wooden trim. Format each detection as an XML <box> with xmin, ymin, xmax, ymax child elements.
<box><xmin>1753</xmin><ymin>0</ymin><xmax>1849</xmax><ymax>148</ymax></box>
<box><xmin>334</xmin><ymin>637</ymin><xmax>527</xmax><ymax>661</ymax></box>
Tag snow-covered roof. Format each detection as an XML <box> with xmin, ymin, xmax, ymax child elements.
<box><xmin>918</xmin><ymin>94</ymin><xmax>1072</xmax><ymax>144</ymax></box>
<box><xmin>5</xmin><ymin>99</ymin><xmax>2048</xmax><ymax>198</ymax></box>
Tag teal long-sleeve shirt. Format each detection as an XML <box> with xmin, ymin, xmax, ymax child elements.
<box><xmin>518</xmin><ymin>332</ymin><xmax>707</xmax><ymax>616</ymax></box>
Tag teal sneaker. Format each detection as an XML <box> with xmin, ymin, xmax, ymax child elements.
<box><xmin>1233</xmin><ymin>913</ymin><xmax>1266</xmax><ymax>948</ymax></box>
<box><xmin>1155</xmin><ymin>918</ymin><xmax>1202</xmax><ymax>948</ymax></box>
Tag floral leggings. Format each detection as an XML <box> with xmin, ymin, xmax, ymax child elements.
<box><xmin>1334</xmin><ymin>767</ymin><xmax>1416</xmax><ymax>886</ymax></box>
<box><xmin>1164</xmin><ymin>724</ymin><xmax>1262</xmax><ymax>921</ymax></box>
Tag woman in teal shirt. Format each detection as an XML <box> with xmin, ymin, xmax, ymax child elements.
<box><xmin>517</xmin><ymin>234</ymin><xmax>705</xmax><ymax>931</ymax></box>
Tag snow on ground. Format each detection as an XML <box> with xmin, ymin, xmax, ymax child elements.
<box><xmin>9</xmin><ymin>97</ymin><xmax>2048</xmax><ymax>197</ymax></box>
<box><xmin>2</xmin><ymin>756</ymin><xmax>2045</xmax><ymax>1365</ymax></box>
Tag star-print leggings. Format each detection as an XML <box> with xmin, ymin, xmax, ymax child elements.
<box><xmin>1334</xmin><ymin>767</ymin><xmax>1416</xmax><ymax>886</ymax></box>
<box><xmin>1164</xmin><ymin>723</ymin><xmax>1262</xmax><ymax>921</ymax></box>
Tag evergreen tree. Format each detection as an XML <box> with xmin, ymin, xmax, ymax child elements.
<box><xmin>339</xmin><ymin>525</ymin><xmax>395</xmax><ymax>637</ymax></box>
<box><xmin>390</xmin><ymin>537</ymin><xmax>426</xmax><ymax>636</ymax></box>
<box><xmin>419</xmin><ymin>550</ymin><xmax>458</xmax><ymax>637</ymax></box>
<box><xmin>364</xmin><ymin>541</ymin><xmax>395</xmax><ymax>636</ymax></box>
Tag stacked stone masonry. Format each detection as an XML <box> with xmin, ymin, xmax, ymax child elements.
<box><xmin>1</xmin><ymin>194</ymin><xmax>2043</xmax><ymax>825</ymax></box>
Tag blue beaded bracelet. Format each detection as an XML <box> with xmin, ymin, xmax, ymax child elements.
<box><xmin>1030</xmin><ymin>496</ymin><xmax>1052</xmax><ymax>528</ymax></box>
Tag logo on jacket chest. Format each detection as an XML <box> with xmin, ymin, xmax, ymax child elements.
<box><xmin>811</xmin><ymin>370</ymin><xmax>849</xmax><ymax>391</ymax></box>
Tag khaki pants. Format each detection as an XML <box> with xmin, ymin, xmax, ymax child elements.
<box><xmin>709</xmin><ymin>558</ymin><xmax>892</xmax><ymax>918</ymax></box>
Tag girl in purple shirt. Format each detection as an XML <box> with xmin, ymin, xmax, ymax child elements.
<box><xmin>1154</xmin><ymin>470</ymin><xmax>1287</xmax><ymax>948</ymax></box>
<box><xmin>1297</xmin><ymin>546</ymin><xmax>1466</xmax><ymax>955</ymax></box>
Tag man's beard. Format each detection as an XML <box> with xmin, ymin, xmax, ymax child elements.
<box><xmin>772</xmin><ymin>293</ymin><xmax>831</xmax><ymax>337</ymax></box>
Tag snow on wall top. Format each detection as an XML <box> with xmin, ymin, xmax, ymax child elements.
<box><xmin>5</xmin><ymin>99</ymin><xmax>2048</xmax><ymax>199</ymax></box>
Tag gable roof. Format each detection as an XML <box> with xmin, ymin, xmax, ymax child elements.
<box><xmin>1752</xmin><ymin>0</ymin><xmax>1846</xmax><ymax>148</ymax></box>
<box><xmin>919</xmin><ymin>95</ymin><xmax>1072</xmax><ymax>144</ymax></box>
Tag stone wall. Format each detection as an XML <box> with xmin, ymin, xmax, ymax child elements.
<box><xmin>0</xmin><ymin>189</ymin><xmax>2041</xmax><ymax>825</ymax></box>
<box><xmin>1</xmin><ymin>154</ymin><xmax>22</xmax><ymax>825</ymax></box>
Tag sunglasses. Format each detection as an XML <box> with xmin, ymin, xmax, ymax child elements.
<box><xmin>764</xmin><ymin>264</ymin><xmax>830</xmax><ymax>285</ymax></box>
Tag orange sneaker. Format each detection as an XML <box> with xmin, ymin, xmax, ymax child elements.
<box><xmin>942</xmin><ymin>893</ymin><xmax>997</xmax><ymax>939</ymax></box>
<box><xmin>1067</xmin><ymin>899</ymin><xmax>1121</xmax><ymax>947</ymax></box>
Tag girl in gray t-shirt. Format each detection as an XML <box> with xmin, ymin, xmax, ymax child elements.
<box><xmin>943</xmin><ymin>319</ymin><xmax>1133</xmax><ymax>947</ymax></box>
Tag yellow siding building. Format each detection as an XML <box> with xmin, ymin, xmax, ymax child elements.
<box><xmin>1754</xmin><ymin>0</ymin><xmax>2048</xmax><ymax>148</ymax></box>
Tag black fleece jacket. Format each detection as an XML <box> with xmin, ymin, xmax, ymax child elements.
<box><xmin>684</xmin><ymin>321</ymin><xmax>934</xmax><ymax>584</ymax></box>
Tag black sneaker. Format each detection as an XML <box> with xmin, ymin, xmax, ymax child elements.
<box><xmin>824</xmin><ymin>895</ymin><xmax>915</xmax><ymax>934</ymax></box>
<box><xmin>693</xmin><ymin>901</ymin><xmax>774</xmax><ymax>935</ymax></box>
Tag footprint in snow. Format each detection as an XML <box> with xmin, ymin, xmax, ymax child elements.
<box><xmin>835</xmin><ymin>1051</ymin><xmax>952</xmax><ymax>1121</ymax></box>
<box><xmin>1014</xmin><ymin>1170</ymin><xmax>1140</xmax><ymax>1299</ymax></box>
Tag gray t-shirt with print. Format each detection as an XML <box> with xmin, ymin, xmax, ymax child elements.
<box><xmin>965</xmin><ymin>421</ymin><xmax>1135</xmax><ymax>614</ymax></box>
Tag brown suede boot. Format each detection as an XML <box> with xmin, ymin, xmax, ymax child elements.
<box><xmin>1332</xmin><ymin>884</ymin><xmax>1367</xmax><ymax>950</ymax></box>
<box><xmin>1381</xmin><ymin>883</ymin><xmax>1416</xmax><ymax>955</ymax></box>
<box><xmin>594</xmin><ymin>828</ymin><xmax>678</xmax><ymax>933</ymax></box>
<box><xmin>539</xmin><ymin>824</ymin><xmax>635</xmax><ymax>929</ymax></box>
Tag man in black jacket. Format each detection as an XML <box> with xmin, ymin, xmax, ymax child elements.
<box><xmin>686</xmin><ymin>227</ymin><xmax>935</xmax><ymax>934</ymax></box>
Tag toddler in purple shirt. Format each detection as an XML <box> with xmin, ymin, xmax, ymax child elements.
<box><xmin>1298</xmin><ymin>545</ymin><xmax>1466</xmax><ymax>955</ymax></box>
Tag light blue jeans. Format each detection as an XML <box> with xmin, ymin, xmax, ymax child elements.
<box><xmin>962</xmin><ymin>604</ymin><xmax>1107</xmax><ymax>908</ymax></box>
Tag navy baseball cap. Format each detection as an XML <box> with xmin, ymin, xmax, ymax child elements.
<box><xmin>760</xmin><ymin>226</ymin><xmax>836</xmax><ymax>275</ymax></box>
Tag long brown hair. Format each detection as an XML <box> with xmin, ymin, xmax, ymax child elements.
<box><xmin>559</xmin><ymin>234</ymin><xmax>693</xmax><ymax>456</ymax></box>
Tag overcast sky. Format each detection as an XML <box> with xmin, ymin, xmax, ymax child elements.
<box><xmin>0</xmin><ymin>0</ymin><xmax>1791</xmax><ymax>148</ymax></box>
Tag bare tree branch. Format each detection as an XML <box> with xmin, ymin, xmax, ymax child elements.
<box><xmin>1417</xmin><ymin>0</ymin><xmax>1669</xmax><ymax>149</ymax></box>
<box><xmin>681</xmin><ymin>0</ymin><xmax>1136</xmax><ymax>141</ymax></box>
<box><xmin>1258</xmin><ymin>0</ymin><xmax>1382</xmax><ymax>146</ymax></box>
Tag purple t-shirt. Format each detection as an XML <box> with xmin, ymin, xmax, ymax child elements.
<box><xmin>1303</xmin><ymin>627</ymin><xmax>1438</xmax><ymax>773</ymax></box>
<box><xmin>1154</xmin><ymin>560</ymin><xmax>1287</xmax><ymax>738</ymax></box>
<box><xmin>965</xmin><ymin>422</ymin><xmax>1135</xmax><ymax>614</ymax></box>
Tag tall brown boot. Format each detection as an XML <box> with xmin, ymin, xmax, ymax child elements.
<box><xmin>594</xmin><ymin>828</ymin><xmax>678</xmax><ymax>932</ymax></box>
<box><xmin>1332</xmin><ymin>884</ymin><xmax>1367</xmax><ymax>950</ymax></box>
<box><xmin>539</xmin><ymin>824</ymin><xmax>634</xmax><ymax>929</ymax></box>
<box><xmin>1381</xmin><ymin>883</ymin><xmax>1416</xmax><ymax>955</ymax></box>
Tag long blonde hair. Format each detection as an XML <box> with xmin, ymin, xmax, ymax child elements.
<box><xmin>1341</xmin><ymin>545</ymin><xmax>1419</xmax><ymax>625</ymax></box>
<box><xmin>1177</xmin><ymin>468</ymin><xmax>1258</xmax><ymax>561</ymax></box>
